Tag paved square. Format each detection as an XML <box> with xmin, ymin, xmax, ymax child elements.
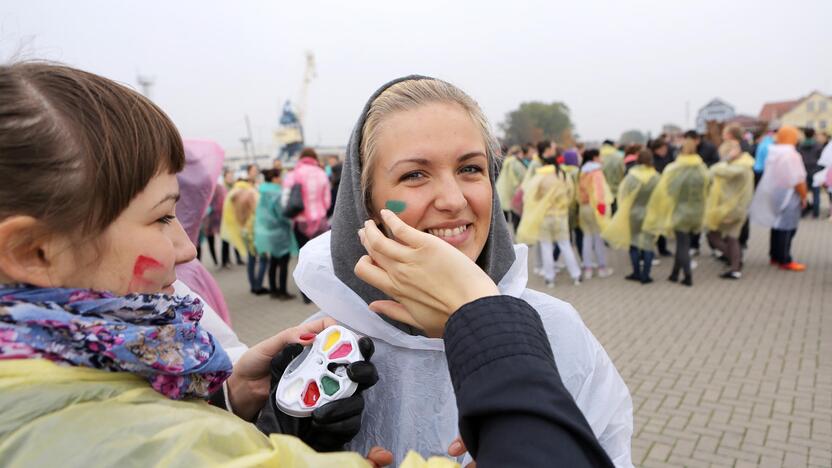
<box><xmin>213</xmin><ymin>218</ymin><xmax>831</xmax><ymax>467</ymax></box>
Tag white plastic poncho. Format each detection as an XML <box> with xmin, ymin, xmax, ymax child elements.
<box><xmin>295</xmin><ymin>231</ymin><xmax>634</xmax><ymax>467</ymax></box>
<box><xmin>749</xmin><ymin>144</ymin><xmax>807</xmax><ymax>230</ymax></box>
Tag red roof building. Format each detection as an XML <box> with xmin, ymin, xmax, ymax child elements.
<box><xmin>758</xmin><ymin>100</ymin><xmax>800</xmax><ymax>122</ymax></box>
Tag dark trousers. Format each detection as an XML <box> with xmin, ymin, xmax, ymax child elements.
<box><xmin>708</xmin><ymin>232</ymin><xmax>742</xmax><ymax>272</ymax></box>
<box><xmin>810</xmin><ymin>186</ymin><xmax>821</xmax><ymax>218</ymax></box>
<box><xmin>672</xmin><ymin>231</ymin><xmax>693</xmax><ymax>280</ymax></box>
<box><xmin>504</xmin><ymin>211</ymin><xmax>522</xmax><ymax>232</ymax></box>
<box><xmin>247</xmin><ymin>253</ymin><xmax>268</xmax><ymax>292</ymax></box>
<box><xmin>221</xmin><ymin>240</ymin><xmax>244</xmax><ymax>266</ymax></box>
<box><xmin>573</xmin><ymin>228</ymin><xmax>584</xmax><ymax>261</ymax></box>
<box><xmin>268</xmin><ymin>254</ymin><xmax>290</xmax><ymax>294</ymax></box>
<box><xmin>628</xmin><ymin>246</ymin><xmax>655</xmax><ymax>280</ymax></box>
<box><xmin>199</xmin><ymin>235</ymin><xmax>219</xmax><ymax>266</ymax></box>
<box><xmin>657</xmin><ymin>235</ymin><xmax>672</xmax><ymax>255</ymax></box>
<box><xmin>771</xmin><ymin>229</ymin><xmax>797</xmax><ymax>265</ymax></box>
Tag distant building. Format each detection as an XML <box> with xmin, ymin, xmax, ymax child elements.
<box><xmin>758</xmin><ymin>99</ymin><xmax>800</xmax><ymax>124</ymax></box>
<box><xmin>696</xmin><ymin>98</ymin><xmax>735</xmax><ymax>133</ymax></box>
<box><xmin>724</xmin><ymin>114</ymin><xmax>765</xmax><ymax>134</ymax></box>
<box><xmin>780</xmin><ymin>91</ymin><xmax>832</xmax><ymax>132</ymax></box>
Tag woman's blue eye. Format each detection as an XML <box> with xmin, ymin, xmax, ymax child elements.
<box><xmin>460</xmin><ymin>165</ymin><xmax>484</xmax><ymax>174</ymax></box>
<box><xmin>157</xmin><ymin>215</ymin><xmax>175</xmax><ymax>225</ymax></box>
<box><xmin>400</xmin><ymin>171</ymin><xmax>425</xmax><ymax>182</ymax></box>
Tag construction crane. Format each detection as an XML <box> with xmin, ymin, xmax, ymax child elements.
<box><xmin>275</xmin><ymin>51</ymin><xmax>317</xmax><ymax>161</ymax></box>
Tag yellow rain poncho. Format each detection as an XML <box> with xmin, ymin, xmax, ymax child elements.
<box><xmin>601</xmin><ymin>165</ymin><xmax>660</xmax><ymax>251</ymax></box>
<box><xmin>600</xmin><ymin>144</ymin><xmax>626</xmax><ymax>197</ymax></box>
<box><xmin>495</xmin><ymin>155</ymin><xmax>527</xmax><ymax>211</ymax></box>
<box><xmin>642</xmin><ymin>154</ymin><xmax>710</xmax><ymax>238</ymax></box>
<box><xmin>704</xmin><ymin>153</ymin><xmax>755</xmax><ymax>237</ymax></box>
<box><xmin>0</xmin><ymin>359</ymin><xmax>369</xmax><ymax>467</ymax></box>
<box><xmin>220</xmin><ymin>180</ymin><xmax>258</xmax><ymax>255</ymax></box>
<box><xmin>578</xmin><ymin>162</ymin><xmax>613</xmax><ymax>234</ymax></box>
<box><xmin>562</xmin><ymin>165</ymin><xmax>581</xmax><ymax>232</ymax></box>
<box><xmin>516</xmin><ymin>165</ymin><xmax>575</xmax><ymax>244</ymax></box>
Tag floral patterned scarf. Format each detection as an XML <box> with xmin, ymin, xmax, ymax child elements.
<box><xmin>0</xmin><ymin>285</ymin><xmax>232</xmax><ymax>400</ymax></box>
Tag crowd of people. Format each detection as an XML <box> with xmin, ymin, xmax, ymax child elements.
<box><xmin>499</xmin><ymin>123</ymin><xmax>831</xmax><ymax>286</ymax></box>
<box><xmin>2</xmin><ymin>59</ymin><xmax>831</xmax><ymax>467</ymax></box>
<box><xmin>203</xmin><ymin>148</ymin><xmax>343</xmax><ymax>303</ymax></box>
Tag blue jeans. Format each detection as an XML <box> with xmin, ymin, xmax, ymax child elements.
<box><xmin>247</xmin><ymin>253</ymin><xmax>268</xmax><ymax>291</ymax></box>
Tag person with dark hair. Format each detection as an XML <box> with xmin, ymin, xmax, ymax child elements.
<box><xmin>517</xmin><ymin>146</ymin><xmax>582</xmax><ymax>287</ymax></box>
<box><xmin>683</xmin><ymin>130</ymin><xmax>717</xmax><ymax>256</ymax></box>
<box><xmin>644</xmin><ymin>133</ymin><xmax>709</xmax><ymax>286</ymax></box>
<box><xmin>603</xmin><ymin>149</ymin><xmax>660</xmax><ymax>283</ymax></box>
<box><xmin>0</xmin><ymin>61</ymin><xmax>377</xmax><ymax>466</ymax></box>
<box><xmin>648</xmin><ymin>138</ymin><xmax>674</xmax><ymax>256</ymax></box>
<box><xmin>281</xmin><ymin>147</ymin><xmax>331</xmax><ymax>303</ymax></box>
<box><xmin>798</xmin><ymin>127</ymin><xmax>823</xmax><ymax>218</ymax></box>
<box><xmin>255</xmin><ymin>168</ymin><xmax>297</xmax><ymax>300</ymax></box>
<box><xmin>623</xmin><ymin>144</ymin><xmax>642</xmax><ymax>172</ymax></box>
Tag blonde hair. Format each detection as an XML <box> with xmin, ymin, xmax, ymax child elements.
<box><xmin>359</xmin><ymin>78</ymin><xmax>498</xmax><ymax>215</ymax></box>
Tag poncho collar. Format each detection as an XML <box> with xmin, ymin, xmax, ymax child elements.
<box><xmin>328</xmin><ymin>75</ymin><xmax>516</xmax><ymax>323</ymax></box>
<box><xmin>0</xmin><ymin>284</ymin><xmax>231</xmax><ymax>400</ymax></box>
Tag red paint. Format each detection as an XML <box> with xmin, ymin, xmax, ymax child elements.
<box><xmin>328</xmin><ymin>343</ymin><xmax>353</xmax><ymax>359</ymax></box>
<box><xmin>300</xmin><ymin>333</ymin><xmax>317</xmax><ymax>341</ymax></box>
<box><xmin>302</xmin><ymin>381</ymin><xmax>320</xmax><ymax>407</ymax></box>
<box><xmin>128</xmin><ymin>255</ymin><xmax>164</xmax><ymax>292</ymax></box>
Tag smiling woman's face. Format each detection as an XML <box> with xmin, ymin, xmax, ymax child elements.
<box><xmin>369</xmin><ymin>102</ymin><xmax>492</xmax><ymax>261</ymax></box>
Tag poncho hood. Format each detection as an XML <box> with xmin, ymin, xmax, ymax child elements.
<box><xmin>329</xmin><ymin>75</ymin><xmax>515</xmax><ymax>312</ymax></box>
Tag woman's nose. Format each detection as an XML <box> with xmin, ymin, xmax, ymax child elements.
<box><xmin>171</xmin><ymin>218</ymin><xmax>198</xmax><ymax>265</ymax></box>
<box><xmin>433</xmin><ymin>177</ymin><xmax>468</xmax><ymax>213</ymax></box>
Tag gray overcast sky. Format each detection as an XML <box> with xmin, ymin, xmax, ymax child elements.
<box><xmin>2</xmin><ymin>0</ymin><xmax>830</xmax><ymax>155</ymax></box>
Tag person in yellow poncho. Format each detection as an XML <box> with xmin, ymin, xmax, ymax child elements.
<box><xmin>643</xmin><ymin>132</ymin><xmax>710</xmax><ymax>286</ymax></box>
<box><xmin>578</xmin><ymin>149</ymin><xmax>614</xmax><ymax>279</ymax></box>
<box><xmin>495</xmin><ymin>145</ymin><xmax>527</xmax><ymax>230</ymax></box>
<box><xmin>705</xmin><ymin>129</ymin><xmax>755</xmax><ymax>280</ymax></box>
<box><xmin>602</xmin><ymin>149</ymin><xmax>660</xmax><ymax>284</ymax></box>
<box><xmin>516</xmin><ymin>158</ymin><xmax>582</xmax><ymax>287</ymax></box>
<box><xmin>600</xmin><ymin>140</ymin><xmax>626</xmax><ymax>210</ymax></box>
<box><xmin>221</xmin><ymin>179</ymin><xmax>269</xmax><ymax>295</ymax></box>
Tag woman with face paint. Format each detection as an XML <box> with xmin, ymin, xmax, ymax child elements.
<box><xmin>285</xmin><ymin>76</ymin><xmax>634</xmax><ymax>466</ymax></box>
<box><xmin>0</xmin><ymin>62</ymin><xmax>377</xmax><ymax>466</ymax></box>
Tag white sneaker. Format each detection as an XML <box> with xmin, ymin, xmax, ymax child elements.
<box><xmin>583</xmin><ymin>268</ymin><xmax>593</xmax><ymax>280</ymax></box>
<box><xmin>545</xmin><ymin>280</ymin><xmax>555</xmax><ymax>289</ymax></box>
<box><xmin>691</xmin><ymin>260</ymin><xmax>698</xmax><ymax>270</ymax></box>
<box><xmin>652</xmin><ymin>259</ymin><xmax>661</xmax><ymax>266</ymax></box>
<box><xmin>533</xmin><ymin>267</ymin><xmax>544</xmax><ymax>277</ymax></box>
<box><xmin>572</xmin><ymin>278</ymin><xmax>581</xmax><ymax>286</ymax></box>
<box><xmin>597</xmin><ymin>267</ymin><xmax>614</xmax><ymax>278</ymax></box>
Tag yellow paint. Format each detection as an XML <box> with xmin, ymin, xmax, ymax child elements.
<box><xmin>323</xmin><ymin>330</ymin><xmax>341</xmax><ymax>352</ymax></box>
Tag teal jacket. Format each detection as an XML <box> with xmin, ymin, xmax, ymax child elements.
<box><xmin>254</xmin><ymin>182</ymin><xmax>296</xmax><ymax>257</ymax></box>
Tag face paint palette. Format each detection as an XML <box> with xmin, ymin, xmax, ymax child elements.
<box><xmin>275</xmin><ymin>325</ymin><xmax>362</xmax><ymax>418</ymax></box>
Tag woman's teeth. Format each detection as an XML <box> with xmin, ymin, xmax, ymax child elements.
<box><xmin>428</xmin><ymin>225</ymin><xmax>469</xmax><ymax>238</ymax></box>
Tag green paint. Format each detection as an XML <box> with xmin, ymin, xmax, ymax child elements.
<box><xmin>385</xmin><ymin>200</ymin><xmax>406</xmax><ymax>214</ymax></box>
<box><xmin>321</xmin><ymin>376</ymin><xmax>340</xmax><ymax>396</ymax></box>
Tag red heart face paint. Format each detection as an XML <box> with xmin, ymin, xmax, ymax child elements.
<box><xmin>128</xmin><ymin>255</ymin><xmax>166</xmax><ymax>293</ymax></box>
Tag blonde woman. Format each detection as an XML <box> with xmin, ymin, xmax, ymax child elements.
<box><xmin>290</xmin><ymin>76</ymin><xmax>633</xmax><ymax>466</ymax></box>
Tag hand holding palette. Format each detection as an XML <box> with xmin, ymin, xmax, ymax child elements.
<box><xmin>275</xmin><ymin>325</ymin><xmax>363</xmax><ymax>418</ymax></box>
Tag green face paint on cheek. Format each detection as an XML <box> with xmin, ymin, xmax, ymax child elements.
<box><xmin>384</xmin><ymin>200</ymin><xmax>406</xmax><ymax>214</ymax></box>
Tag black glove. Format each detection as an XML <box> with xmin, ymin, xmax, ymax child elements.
<box><xmin>255</xmin><ymin>336</ymin><xmax>378</xmax><ymax>452</ymax></box>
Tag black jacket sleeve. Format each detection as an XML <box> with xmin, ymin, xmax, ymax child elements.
<box><xmin>443</xmin><ymin>295</ymin><xmax>615</xmax><ymax>468</ymax></box>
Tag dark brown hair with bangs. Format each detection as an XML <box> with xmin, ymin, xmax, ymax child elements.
<box><xmin>0</xmin><ymin>62</ymin><xmax>184</xmax><ymax>239</ymax></box>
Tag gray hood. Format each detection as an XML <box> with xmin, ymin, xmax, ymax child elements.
<box><xmin>329</xmin><ymin>75</ymin><xmax>515</xmax><ymax>320</ymax></box>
